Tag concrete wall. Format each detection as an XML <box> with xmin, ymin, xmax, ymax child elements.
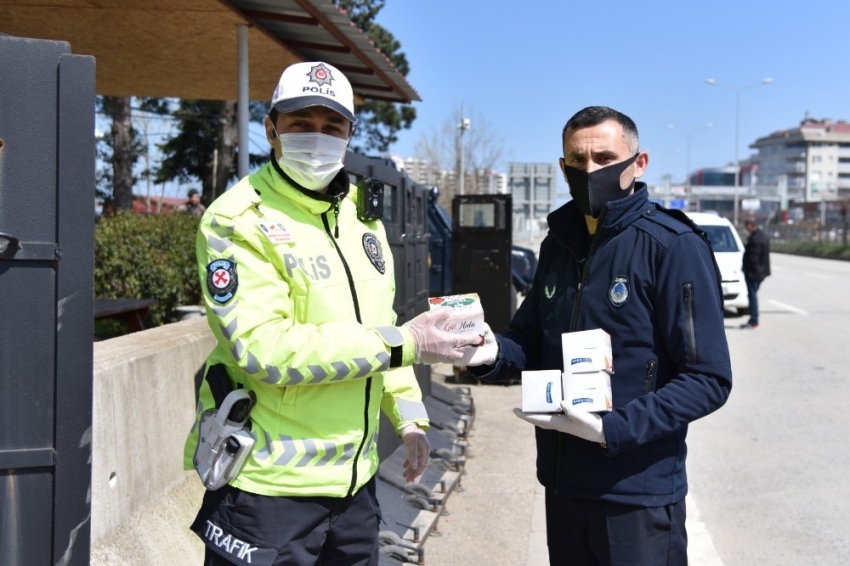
<box><xmin>90</xmin><ymin>317</ymin><xmax>213</xmax><ymax>565</ymax></box>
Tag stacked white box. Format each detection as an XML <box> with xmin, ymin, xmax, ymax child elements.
<box><xmin>561</xmin><ymin>329</ymin><xmax>613</xmax><ymax>413</ymax></box>
<box><xmin>521</xmin><ymin>370</ymin><xmax>563</xmax><ymax>413</ymax></box>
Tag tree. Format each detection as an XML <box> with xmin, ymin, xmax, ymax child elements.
<box><xmin>96</xmin><ymin>96</ymin><xmax>169</xmax><ymax>211</ymax></box>
<box><xmin>155</xmin><ymin>100</ymin><xmax>270</xmax><ymax>204</ymax></box>
<box><xmin>334</xmin><ymin>0</ymin><xmax>416</xmax><ymax>154</ymax></box>
<box><xmin>414</xmin><ymin>105</ymin><xmax>508</xmax><ymax>210</ymax></box>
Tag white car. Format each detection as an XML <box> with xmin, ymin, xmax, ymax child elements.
<box><xmin>684</xmin><ymin>212</ymin><xmax>749</xmax><ymax>316</ymax></box>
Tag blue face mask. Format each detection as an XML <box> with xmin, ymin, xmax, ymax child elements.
<box><xmin>564</xmin><ymin>153</ymin><xmax>639</xmax><ymax>218</ymax></box>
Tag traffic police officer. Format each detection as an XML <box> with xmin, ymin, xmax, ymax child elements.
<box><xmin>184</xmin><ymin>61</ymin><xmax>477</xmax><ymax>566</ymax></box>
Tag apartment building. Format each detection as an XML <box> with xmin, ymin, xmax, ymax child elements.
<box><xmin>751</xmin><ymin>116</ymin><xmax>850</xmax><ymax>202</ymax></box>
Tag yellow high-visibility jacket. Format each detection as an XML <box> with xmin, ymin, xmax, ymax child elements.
<box><xmin>183</xmin><ymin>162</ymin><xmax>426</xmax><ymax>498</ymax></box>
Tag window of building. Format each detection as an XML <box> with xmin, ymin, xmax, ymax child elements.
<box><xmin>812</xmin><ymin>155</ymin><xmax>822</xmax><ymax>163</ymax></box>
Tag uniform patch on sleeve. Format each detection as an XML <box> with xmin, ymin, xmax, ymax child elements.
<box><xmin>362</xmin><ymin>233</ymin><xmax>385</xmax><ymax>274</ymax></box>
<box><xmin>609</xmin><ymin>275</ymin><xmax>629</xmax><ymax>307</ymax></box>
<box><xmin>207</xmin><ymin>259</ymin><xmax>238</xmax><ymax>304</ymax></box>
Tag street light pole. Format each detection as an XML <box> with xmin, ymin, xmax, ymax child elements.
<box><xmin>705</xmin><ymin>77</ymin><xmax>772</xmax><ymax>225</ymax></box>
<box><xmin>458</xmin><ymin>104</ymin><xmax>471</xmax><ymax>195</ymax></box>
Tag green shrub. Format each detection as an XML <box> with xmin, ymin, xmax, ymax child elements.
<box><xmin>95</xmin><ymin>211</ymin><xmax>202</xmax><ymax>330</ymax></box>
<box><xmin>773</xmin><ymin>240</ymin><xmax>850</xmax><ymax>261</ymax></box>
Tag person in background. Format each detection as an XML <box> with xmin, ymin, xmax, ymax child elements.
<box><xmin>183</xmin><ymin>188</ymin><xmax>206</xmax><ymax>219</ymax></box>
<box><xmin>183</xmin><ymin>60</ymin><xmax>481</xmax><ymax>566</ymax></box>
<box><xmin>740</xmin><ymin>215</ymin><xmax>771</xmax><ymax>329</ymax></box>
<box><xmin>464</xmin><ymin>106</ymin><xmax>733</xmax><ymax>565</ymax></box>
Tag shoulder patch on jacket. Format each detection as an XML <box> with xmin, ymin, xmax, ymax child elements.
<box><xmin>207</xmin><ymin>259</ymin><xmax>238</xmax><ymax>304</ymax></box>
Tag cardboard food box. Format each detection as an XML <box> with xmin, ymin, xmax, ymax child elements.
<box><xmin>561</xmin><ymin>329</ymin><xmax>613</xmax><ymax>413</ymax></box>
<box><xmin>521</xmin><ymin>370</ymin><xmax>563</xmax><ymax>413</ymax></box>
<box><xmin>561</xmin><ymin>329</ymin><xmax>613</xmax><ymax>374</ymax></box>
<box><xmin>427</xmin><ymin>293</ymin><xmax>485</xmax><ymax>335</ymax></box>
<box><xmin>562</xmin><ymin>370</ymin><xmax>613</xmax><ymax>413</ymax></box>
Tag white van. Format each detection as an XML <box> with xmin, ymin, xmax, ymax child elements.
<box><xmin>685</xmin><ymin>212</ymin><xmax>749</xmax><ymax>316</ymax></box>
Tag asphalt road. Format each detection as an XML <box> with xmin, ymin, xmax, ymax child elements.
<box><xmin>687</xmin><ymin>252</ymin><xmax>850</xmax><ymax>565</ymax></box>
<box><xmin>423</xmin><ymin>252</ymin><xmax>850</xmax><ymax>565</ymax></box>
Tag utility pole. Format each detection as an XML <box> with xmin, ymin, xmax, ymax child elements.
<box><xmin>706</xmin><ymin>77</ymin><xmax>772</xmax><ymax>225</ymax></box>
<box><xmin>458</xmin><ymin>103</ymin><xmax>470</xmax><ymax>195</ymax></box>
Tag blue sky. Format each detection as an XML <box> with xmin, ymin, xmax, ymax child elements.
<box><xmin>374</xmin><ymin>0</ymin><xmax>850</xmax><ymax>192</ymax></box>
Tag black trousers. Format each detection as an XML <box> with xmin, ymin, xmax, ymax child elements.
<box><xmin>191</xmin><ymin>477</ymin><xmax>381</xmax><ymax>566</ymax></box>
<box><xmin>545</xmin><ymin>492</ymin><xmax>687</xmax><ymax>566</ymax></box>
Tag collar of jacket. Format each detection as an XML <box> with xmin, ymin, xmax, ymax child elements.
<box><xmin>251</xmin><ymin>150</ymin><xmax>349</xmax><ymax>216</ymax></box>
<box><xmin>547</xmin><ymin>183</ymin><xmax>650</xmax><ymax>250</ymax></box>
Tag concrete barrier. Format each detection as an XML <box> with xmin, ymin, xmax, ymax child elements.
<box><xmin>87</xmin><ymin>317</ymin><xmax>466</xmax><ymax>565</ymax></box>
<box><xmin>90</xmin><ymin>317</ymin><xmax>213</xmax><ymax>565</ymax></box>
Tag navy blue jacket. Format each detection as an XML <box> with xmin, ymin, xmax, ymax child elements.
<box><xmin>477</xmin><ymin>185</ymin><xmax>732</xmax><ymax>506</ymax></box>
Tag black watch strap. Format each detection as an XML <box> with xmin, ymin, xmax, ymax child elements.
<box><xmin>389</xmin><ymin>345</ymin><xmax>403</xmax><ymax>368</ymax></box>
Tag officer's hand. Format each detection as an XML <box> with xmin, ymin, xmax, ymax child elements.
<box><xmin>457</xmin><ymin>322</ymin><xmax>498</xmax><ymax>367</ymax></box>
<box><xmin>512</xmin><ymin>402</ymin><xmax>606</xmax><ymax>444</ymax></box>
<box><xmin>404</xmin><ymin>308</ymin><xmax>483</xmax><ymax>365</ymax></box>
<box><xmin>400</xmin><ymin>424</ymin><xmax>430</xmax><ymax>483</ymax></box>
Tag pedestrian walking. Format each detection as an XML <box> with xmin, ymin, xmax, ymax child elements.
<box><xmin>741</xmin><ymin>215</ymin><xmax>771</xmax><ymax>329</ymax></box>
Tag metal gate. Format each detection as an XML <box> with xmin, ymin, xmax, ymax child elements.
<box><xmin>343</xmin><ymin>153</ymin><xmax>433</xmax><ymax>448</ymax></box>
<box><xmin>451</xmin><ymin>194</ymin><xmax>516</xmax><ymax>334</ymax></box>
<box><xmin>0</xmin><ymin>35</ymin><xmax>95</xmax><ymax>566</ymax></box>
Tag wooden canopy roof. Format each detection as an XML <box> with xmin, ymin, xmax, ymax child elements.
<box><xmin>0</xmin><ymin>0</ymin><xmax>420</xmax><ymax>106</ymax></box>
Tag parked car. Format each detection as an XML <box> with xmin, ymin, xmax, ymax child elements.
<box><xmin>685</xmin><ymin>211</ymin><xmax>749</xmax><ymax>316</ymax></box>
<box><xmin>511</xmin><ymin>245</ymin><xmax>538</xmax><ymax>295</ymax></box>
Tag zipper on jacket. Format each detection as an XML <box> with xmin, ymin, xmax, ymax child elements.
<box><xmin>555</xmin><ymin>249</ymin><xmax>586</xmax><ymax>495</ymax></box>
<box><xmin>642</xmin><ymin>360</ymin><xmax>658</xmax><ymax>394</ymax></box>
<box><xmin>347</xmin><ymin>377</ymin><xmax>372</xmax><ymax>497</ymax></box>
<box><xmin>332</xmin><ymin>199</ymin><xmax>341</xmax><ymax>238</ymax></box>
<box><xmin>321</xmin><ymin>212</ymin><xmax>371</xmax><ymax>497</ymax></box>
<box><xmin>683</xmin><ymin>283</ymin><xmax>697</xmax><ymax>364</ymax></box>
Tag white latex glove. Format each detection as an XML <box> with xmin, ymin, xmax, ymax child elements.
<box><xmin>512</xmin><ymin>401</ymin><xmax>606</xmax><ymax>444</ymax></box>
<box><xmin>400</xmin><ymin>424</ymin><xmax>430</xmax><ymax>483</ymax></box>
<box><xmin>404</xmin><ymin>308</ymin><xmax>483</xmax><ymax>365</ymax></box>
<box><xmin>457</xmin><ymin>322</ymin><xmax>498</xmax><ymax>367</ymax></box>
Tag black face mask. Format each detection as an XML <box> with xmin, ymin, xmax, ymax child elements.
<box><xmin>564</xmin><ymin>153</ymin><xmax>639</xmax><ymax>218</ymax></box>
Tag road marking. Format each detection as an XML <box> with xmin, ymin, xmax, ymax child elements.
<box><xmin>804</xmin><ymin>272</ymin><xmax>831</xmax><ymax>280</ymax></box>
<box><xmin>767</xmin><ymin>299</ymin><xmax>808</xmax><ymax>315</ymax></box>
<box><xmin>687</xmin><ymin>494</ymin><xmax>726</xmax><ymax>565</ymax></box>
<box><xmin>526</xmin><ymin>483</ymin><xmax>548</xmax><ymax>566</ymax></box>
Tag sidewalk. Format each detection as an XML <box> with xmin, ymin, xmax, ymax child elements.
<box><xmin>422</xmin><ymin>365</ymin><xmax>724</xmax><ymax>566</ymax></box>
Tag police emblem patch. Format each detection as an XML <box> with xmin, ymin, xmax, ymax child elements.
<box><xmin>609</xmin><ymin>275</ymin><xmax>629</xmax><ymax>307</ymax></box>
<box><xmin>207</xmin><ymin>259</ymin><xmax>238</xmax><ymax>304</ymax></box>
<box><xmin>544</xmin><ymin>272</ymin><xmax>557</xmax><ymax>300</ymax></box>
<box><xmin>307</xmin><ymin>63</ymin><xmax>334</xmax><ymax>88</ymax></box>
<box><xmin>362</xmin><ymin>233</ymin><xmax>385</xmax><ymax>274</ymax></box>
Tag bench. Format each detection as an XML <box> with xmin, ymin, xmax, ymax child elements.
<box><xmin>94</xmin><ymin>298</ymin><xmax>158</xmax><ymax>333</ymax></box>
